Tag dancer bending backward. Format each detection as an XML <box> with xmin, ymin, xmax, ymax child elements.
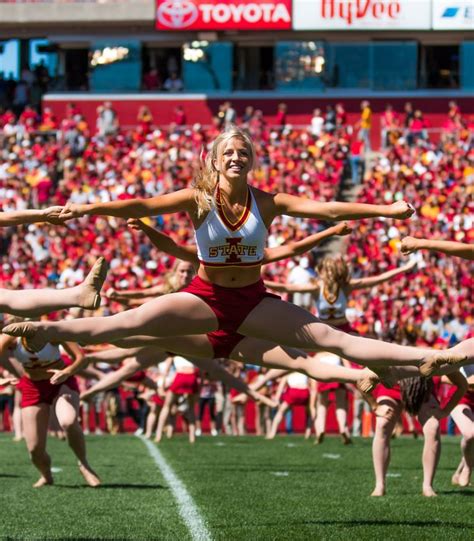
<box><xmin>266</xmin><ymin>371</ymin><xmax>316</xmax><ymax>440</ymax></box>
<box><xmin>0</xmin><ymin>332</ymin><xmax>100</xmax><ymax>487</ymax></box>
<box><xmin>5</xmin><ymin>127</ymin><xmax>469</xmax><ymax>376</ymax></box>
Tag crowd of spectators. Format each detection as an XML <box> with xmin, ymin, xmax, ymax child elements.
<box><xmin>0</xmin><ymin>99</ymin><xmax>472</xmax><ymax>434</ymax></box>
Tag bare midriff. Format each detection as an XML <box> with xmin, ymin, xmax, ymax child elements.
<box><xmin>198</xmin><ymin>264</ymin><xmax>262</xmax><ymax>288</ymax></box>
<box><xmin>24</xmin><ymin>359</ymin><xmax>65</xmax><ymax>381</ymax></box>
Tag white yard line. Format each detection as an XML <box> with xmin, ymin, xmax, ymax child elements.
<box><xmin>138</xmin><ymin>436</ymin><xmax>212</xmax><ymax>541</ymax></box>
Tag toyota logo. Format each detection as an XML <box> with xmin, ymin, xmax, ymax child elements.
<box><xmin>157</xmin><ymin>0</ymin><xmax>199</xmax><ymax>29</ymax></box>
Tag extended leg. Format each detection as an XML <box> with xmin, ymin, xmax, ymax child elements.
<box><xmin>0</xmin><ymin>258</ymin><xmax>107</xmax><ymax>316</ymax></box>
<box><xmin>238</xmin><ymin>299</ymin><xmax>467</xmax><ymax>370</ymax></box>
<box><xmin>371</xmin><ymin>397</ymin><xmax>402</xmax><ymax>496</ymax></box>
<box><xmin>55</xmin><ymin>389</ymin><xmax>100</xmax><ymax>487</ymax></box>
<box><xmin>450</xmin><ymin>404</ymin><xmax>474</xmax><ymax>487</ymax></box>
<box><xmin>22</xmin><ymin>404</ymin><xmax>54</xmax><ymax>487</ymax></box>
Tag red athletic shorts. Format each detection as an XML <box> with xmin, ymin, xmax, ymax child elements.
<box><xmin>151</xmin><ymin>394</ymin><xmax>164</xmax><ymax>406</ymax></box>
<box><xmin>374</xmin><ymin>383</ymin><xmax>402</xmax><ymax>402</ymax></box>
<box><xmin>169</xmin><ymin>372</ymin><xmax>199</xmax><ymax>395</ymax></box>
<box><xmin>318</xmin><ymin>382</ymin><xmax>345</xmax><ymax>393</ymax></box>
<box><xmin>182</xmin><ymin>276</ymin><xmax>280</xmax><ymax>359</ymax></box>
<box><xmin>282</xmin><ymin>387</ymin><xmax>310</xmax><ymax>406</ymax></box>
<box><xmin>207</xmin><ymin>330</ymin><xmax>245</xmax><ymax>359</ymax></box>
<box><xmin>182</xmin><ymin>276</ymin><xmax>280</xmax><ymax>333</ymax></box>
<box><xmin>17</xmin><ymin>375</ymin><xmax>79</xmax><ymax>409</ymax></box>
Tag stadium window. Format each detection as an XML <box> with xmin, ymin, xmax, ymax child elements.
<box><xmin>419</xmin><ymin>44</ymin><xmax>460</xmax><ymax>89</ymax></box>
<box><xmin>275</xmin><ymin>42</ymin><xmax>325</xmax><ymax>91</ymax></box>
<box><xmin>64</xmin><ymin>48</ymin><xmax>89</xmax><ymax>91</ymax></box>
<box><xmin>142</xmin><ymin>46</ymin><xmax>182</xmax><ymax>91</ymax></box>
<box><xmin>233</xmin><ymin>46</ymin><xmax>274</xmax><ymax>91</ymax></box>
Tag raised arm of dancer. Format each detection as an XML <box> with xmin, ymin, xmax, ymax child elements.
<box><xmin>248</xmin><ymin>368</ymin><xmax>289</xmax><ymax>392</ymax></box>
<box><xmin>49</xmin><ymin>342</ymin><xmax>86</xmax><ymax>385</ymax></box>
<box><xmin>60</xmin><ymin>189</ymin><xmax>195</xmax><ymax>220</ymax></box>
<box><xmin>127</xmin><ymin>218</ymin><xmax>199</xmax><ymax>264</ymax></box>
<box><xmin>108</xmin><ymin>285</ymin><xmax>165</xmax><ymax>301</ymax></box>
<box><xmin>272</xmin><ymin>194</ymin><xmax>415</xmax><ymax>221</ymax></box>
<box><xmin>434</xmin><ymin>372</ymin><xmax>469</xmax><ymax>419</ymax></box>
<box><xmin>81</xmin><ymin>355</ymin><xmax>168</xmax><ymax>400</ymax></box>
<box><xmin>401</xmin><ymin>237</ymin><xmax>474</xmax><ymax>261</ymax></box>
<box><xmin>83</xmin><ymin>346</ymin><xmax>144</xmax><ymax>365</ymax></box>
<box><xmin>0</xmin><ymin>206</ymin><xmax>64</xmax><ymax>226</ymax></box>
<box><xmin>263</xmin><ymin>222</ymin><xmax>353</xmax><ymax>264</ymax></box>
<box><xmin>348</xmin><ymin>260</ymin><xmax>416</xmax><ymax>291</ymax></box>
<box><xmin>263</xmin><ymin>279</ymin><xmax>317</xmax><ymax>294</ymax></box>
<box><xmin>191</xmin><ymin>358</ymin><xmax>275</xmax><ymax>407</ymax></box>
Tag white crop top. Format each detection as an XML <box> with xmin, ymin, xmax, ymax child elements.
<box><xmin>315</xmin><ymin>286</ymin><xmax>348</xmax><ymax>320</ymax></box>
<box><xmin>173</xmin><ymin>356</ymin><xmax>195</xmax><ymax>370</ymax></box>
<box><xmin>287</xmin><ymin>372</ymin><xmax>308</xmax><ymax>388</ymax></box>
<box><xmin>195</xmin><ymin>186</ymin><xmax>267</xmax><ymax>267</ymax></box>
<box><xmin>13</xmin><ymin>339</ymin><xmax>61</xmax><ymax>369</ymax></box>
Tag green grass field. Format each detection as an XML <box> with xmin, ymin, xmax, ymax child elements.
<box><xmin>0</xmin><ymin>433</ymin><xmax>472</xmax><ymax>540</ymax></box>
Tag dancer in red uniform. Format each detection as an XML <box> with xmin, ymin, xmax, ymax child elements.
<box><xmin>371</xmin><ymin>371</ymin><xmax>467</xmax><ymax>497</ymax></box>
<box><xmin>5</xmin><ymin>127</ymin><xmax>469</xmax><ymax>377</ymax></box>
<box><xmin>266</xmin><ymin>371</ymin><xmax>316</xmax><ymax>440</ymax></box>
<box><xmin>0</xmin><ymin>331</ymin><xmax>100</xmax><ymax>487</ymax></box>
<box><xmin>313</xmin><ymin>352</ymin><xmax>353</xmax><ymax>445</ymax></box>
<box><xmin>155</xmin><ymin>355</ymin><xmax>199</xmax><ymax>443</ymax></box>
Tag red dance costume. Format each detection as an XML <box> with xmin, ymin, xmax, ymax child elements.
<box><xmin>13</xmin><ymin>340</ymin><xmax>79</xmax><ymax>408</ymax></box>
<box><xmin>374</xmin><ymin>383</ymin><xmax>402</xmax><ymax>402</ymax></box>
<box><xmin>282</xmin><ymin>373</ymin><xmax>310</xmax><ymax>406</ymax></box>
<box><xmin>169</xmin><ymin>356</ymin><xmax>199</xmax><ymax>395</ymax></box>
<box><xmin>185</xmin><ymin>186</ymin><xmax>279</xmax><ymax>358</ymax></box>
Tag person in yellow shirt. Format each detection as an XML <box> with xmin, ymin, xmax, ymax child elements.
<box><xmin>359</xmin><ymin>100</ymin><xmax>372</xmax><ymax>152</ymax></box>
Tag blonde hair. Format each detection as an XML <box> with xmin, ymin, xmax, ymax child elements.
<box><xmin>162</xmin><ymin>260</ymin><xmax>196</xmax><ymax>294</ymax></box>
<box><xmin>317</xmin><ymin>256</ymin><xmax>350</xmax><ymax>303</ymax></box>
<box><xmin>193</xmin><ymin>126</ymin><xmax>257</xmax><ymax>217</ymax></box>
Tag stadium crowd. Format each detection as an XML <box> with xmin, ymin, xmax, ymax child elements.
<box><xmin>0</xmin><ymin>99</ymin><xmax>472</xmax><ymax>440</ymax></box>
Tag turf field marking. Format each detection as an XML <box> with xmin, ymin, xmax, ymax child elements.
<box><xmin>271</xmin><ymin>471</ymin><xmax>289</xmax><ymax>477</ymax></box>
<box><xmin>322</xmin><ymin>453</ymin><xmax>341</xmax><ymax>460</ymax></box>
<box><xmin>51</xmin><ymin>467</ymin><xmax>62</xmax><ymax>473</ymax></box>
<box><xmin>386</xmin><ymin>473</ymin><xmax>401</xmax><ymax>478</ymax></box>
<box><xmin>139</xmin><ymin>436</ymin><xmax>212</xmax><ymax>541</ymax></box>
<box><xmin>286</xmin><ymin>443</ymin><xmax>297</xmax><ymax>448</ymax></box>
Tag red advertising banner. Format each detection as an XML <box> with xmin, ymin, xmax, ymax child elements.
<box><xmin>155</xmin><ymin>0</ymin><xmax>292</xmax><ymax>30</ymax></box>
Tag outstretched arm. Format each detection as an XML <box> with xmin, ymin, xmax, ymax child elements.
<box><xmin>263</xmin><ymin>222</ymin><xmax>352</xmax><ymax>264</ymax></box>
<box><xmin>60</xmin><ymin>189</ymin><xmax>195</xmax><ymax>220</ymax></box>
<box><xmin>81</xmin><ymin>358</ymin><xmax>145</xmax><ymax>399</ymax></box>
<box><xmin>349</xmin><ymin>260</ymin><xmax>416</xmax><ymax>291</ymax></box>
<box><xmin>83</xmin><ymin>346</ymin><xmax>144</xmax><ymax>365</ymax></box>
<box><xmin>108</xmin><ymin>285</ymin><xmax>165</xmax><ymax>301</ymax></box>
<box><xmin>273</xmin><ymin>194</ymin><xmax>415</xmax><ymax>221</ymax></box>
<box><xmin>127</xmin><ymin>218</ymin><xmax>199</xmax><ymax>264</ymax></box>
<box><xmin>0</xmin><ymin>206</ymin><xmax>64</xmax><ymax>227</ymax></box>
<box><xmin>264</xmin><ymin>279</ymin><xmax>317</xmax><ymax>294</ymax></box>
<box><xmin>401</xmin><ymin>237</ymin><xmax>474</xmax><ymax>261</ymax></box>
<box><xmin>49</xmin><ymin>342</ymin><xmax>86</xmax><ymax>385</ymax></box>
